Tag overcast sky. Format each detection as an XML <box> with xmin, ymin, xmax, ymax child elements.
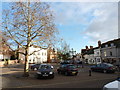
<box><xmin>50</xmin><ymin>2</ymin><xmax>118</xmax><ymax>53</ymax></box>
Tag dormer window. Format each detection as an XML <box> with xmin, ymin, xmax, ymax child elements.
<box><xmin>111</xmin><ymin>43</ymin><xmax>114</xmax><ymax>47</ymax></box>
<box><xmin>105</xmin><ymin>44</ymin><xmax>108</xmax><ymax>48</ymax></box>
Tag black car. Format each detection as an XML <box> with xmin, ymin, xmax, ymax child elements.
<box><xmin>30</xmin><ymin>64</ymin><xmax>41</xmax><ymax>71</ymax></box>
<box><xmin>36</xmin><ymin>64</ymin><xmax>54</xmax><ymax>79</ymax></box>
<box><xmin>57</xmin><ymin>64</ymin><xmax>78</xmax><ymax>76</ymax></box>
<box><xmin>91</xmin><ymin>63</ymin><xmax>116</xmax><ymax>73</ymax></box>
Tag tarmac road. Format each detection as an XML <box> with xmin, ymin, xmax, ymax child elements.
<box><xmin>1</xmin><ymin>63</ymin><xmax>118</xmax><ymax>89</ymax></box>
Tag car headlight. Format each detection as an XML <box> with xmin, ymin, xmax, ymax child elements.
<box><xmin>37</xmin><ymin>72</ymin><xmax>41</xmax><ymax>74</ymax></box>
<box><xmin>49</xmin><ymin>72</ymin><xmax>53</xmax><ymax>74</ymax></box>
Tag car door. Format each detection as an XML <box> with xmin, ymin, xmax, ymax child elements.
<box><xmin>99</xmin><ymin>64</ymin><xmax>105</xmax><ymax>72</ymax></box>
<box><xmin>96</xmin><ymin>64</ymin><xmax>102</xmax><ymax>72</ymax></box>
<box><xmin>62</xmin><ymin>65</ymin><xmax>67</xmax><ymax>73</ymax></box>
<box><xmin>60</xmin><ymin>65</ymin><xmax>66</xmax><ymax>73</ymax></box>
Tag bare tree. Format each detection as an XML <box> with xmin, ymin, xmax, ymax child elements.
<box><xmin>2</xmin><ymin>1</ymin><xmax>57</xmax><ymax>77</ymax></box>
<box><xmin>57</xmin><ymin>40</ymin><xmax>71</xmax><ymax>60</ymax></box>
<box><xmin>0</xmin><ymin>31</ymin><xmax>13</xmax><ymax>61</ymax></box>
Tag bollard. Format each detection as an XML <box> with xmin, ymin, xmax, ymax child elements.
<box><xmin>89</xmin><ymin>69</ymin><xmax>92</xmax><ymax>76</ymax></box>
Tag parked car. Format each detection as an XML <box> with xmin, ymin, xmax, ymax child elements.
<box><xmin>74</xmin><ymin>60</ymin><xmax>83</xmax><ymax>68</ymax></box>
<box><xmin>30</xmin><ymin>64</ymin><xmax>41</xmax><ymax>71</ymax></box>
<box><xmin>103</xmin><ymin>77</ymin><xmax>120</xmax><ymax>90</ymax></box>
<box><xmin>36</xmin><ymin>64</ymin><xmax>54</xmax><ymax>79</ymax></box>
<box><xmin>60</xmin><ymin>60</ymin><xmax>72</xmax><ymax>65</ymax></box>
<box><xmin>57</xmin><ymin>64</ymin><xmax>78</xmax><ymax>76</ymax></box>
<box><xmin>91</xmin><ymin>63</ymin><xmax>116</xmax><ymax>73</ymax></box>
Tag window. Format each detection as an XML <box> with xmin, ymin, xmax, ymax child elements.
<box><xmin>45</xmin><ymin>53</ymin><xmax>46</xmax><ymax>56</ymax></box>
<box><xmin>104</xmin><ymin>51</ymin><xmax>107</xmax><ymax>56</ymax></box>
<box><xmin>97</xmin><ymin>58</ymin><xmax>100</xmax><ymax>62</ymax></box>
<box><xmin>110</xmin><ymin>52</ymin><xmax>112</xmax><ymax>56</ymax></box>
<box><xmin>97</xmin><ymin>52</ymin><xmax>99</xmax><ymax>55</ymax></box>
<box><xmin>111</xmin><ymin>43</ymin><xmax>114</xmax><ymax>47</ymax></box>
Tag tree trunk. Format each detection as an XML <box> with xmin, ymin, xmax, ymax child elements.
<box><xmin>23</xmin><ymin>49</ymin><xmax>29</xmax><ymax>77</ymax></box>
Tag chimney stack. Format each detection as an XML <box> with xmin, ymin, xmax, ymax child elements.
<box><xmin>98</xmin><ymin>40</ymin><xmax>101</xmax><ymax>47</ymax></box>
<box><xmin>90</xmin><ymin>46</ymin><xmax>93</xmax><ymax>49</ymax></box>
<box><xmin>86</xmin><ymin>46</ymin><xmax>89</xmax><ymax>50</ymax></box>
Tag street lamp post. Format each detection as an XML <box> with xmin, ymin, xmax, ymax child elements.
<box><xmin>69</xmin><ymin>48</ymin><xmax>76</xmax><ymax>59</ymax></box>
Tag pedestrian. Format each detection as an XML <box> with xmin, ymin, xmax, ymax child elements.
<box><xmin>81</xmin><ymin>61</ymin><xmax>84</xmax><ymax>68</ymax></box>
<box><xmin>89</xmin><ymin>69</ymin><xmax>92</xmax><ymax>76</ymax></box>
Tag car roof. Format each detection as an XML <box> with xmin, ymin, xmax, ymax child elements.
<box><xmin>102</xmin><ymin>63</ymin><xmax>112</xmax><ymax>64</ymax></box>
<box><xmin>40</xmin><ymin>64</ymin><xmax>52</xmax><ymax>66</ymax></box>
<box><xmin>62</xmin><ymin>64</ymin><xmax>75</xmax><ymax>66</ymax></box>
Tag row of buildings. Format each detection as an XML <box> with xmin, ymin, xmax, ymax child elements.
<box><xmin>81</xmin><ymin>38</ymin><xmax>120</xmax><ymax>65</ymax></box>
<box><xmin>0</xmin><ymin>44</ymin><xmax>57</xmax><ymax>64</ymax></box>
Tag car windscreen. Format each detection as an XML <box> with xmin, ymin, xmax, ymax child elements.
<box><xmin>68</xmin><ymin>65</ymin><xmax>76</xmax><ymax>69</ymax></box>
<box><xmin>106</xmin><ymin>64</ymin><xmax>113</xmax><ymax>67</ymax></box>
<box><xmin>117</xmin><ymin>78</ymin><xmax>120</xmax><ymax>81</ymax></box>
<box><xmin>40</xmin><ymin>65</ymin><xmax>51</xmax><ymax>69</ymax></box>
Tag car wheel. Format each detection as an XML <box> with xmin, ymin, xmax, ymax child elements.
<box><xmin>103</xmin><ymin>70</ymin><xmax>107</xmax><ymax>73</ymax></box>
<box><xmin>50</xmin><ymin>75</ymin><xmax>54</xmax><ymax>79</ymax></box>
<box><xmin>58</xmin><ymin>71</ymin><xmax>60</xmax><ymax>74</ymax></box>
<box><xmin>91</xmin><ymin>69</ymin><xmax>94</xmax><ymax>72</ymax></box>
<box><xmin>65</xmin><ymin>72</ymin><xmax>68</xmax><ymax>76</ymax></box>
<box><xmin>112</xmin><ymin>71</ymin><xmax>115</xmax><ymax>73</ymax></box>
<box><xmin>74</xmin><ymin>73</ymin><xmax>78</xmax><ymax>76</ymax></box>
<box><xmin>35</xmin><ymin>74</ymin><xmax>39</xmax><ymax>79</ymax></box>
<box><xmin>34</xmin><ymin>68</ymin><xmax>37</xmax><ymax>71</ymax></box>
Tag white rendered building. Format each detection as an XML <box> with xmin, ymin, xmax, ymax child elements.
<box><xmin>19</xmin><ymin>46</ymin><xmax>47</xmax><ymax>64</ymax></box>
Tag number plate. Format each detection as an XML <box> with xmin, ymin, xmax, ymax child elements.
<box><xmin>72</xmin><ymin>72</ymin><xmax>76</xmax><ymax>74</ymax></box>
<box><xmin>43</xmin><ymin>74</ymin><xmax>48</xmax><ymax>76</ymax></box>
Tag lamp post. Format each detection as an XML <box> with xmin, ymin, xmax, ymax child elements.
<box><xmin>69</xmin><ymin>48</ymin><xmax>76</xmax><ymax>59</ymax></box>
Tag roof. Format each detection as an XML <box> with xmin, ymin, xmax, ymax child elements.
<box><xmin>101</xmin><ymin>38</ymin><xmax>120</xmax><ymax>48</ymax></box>
<box><xmin>81</xmin><ymin>48</ymin><xmax>94</xmax><ymax>55</ymax></box>
<box><xmin>94</xmin><ymin>47</ymin><xmax>99</xmax><ymax>49</ymax></box>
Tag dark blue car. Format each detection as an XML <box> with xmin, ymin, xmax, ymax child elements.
<box><xmin>91</xmin><ymin>63</ymin><xmax>116</xmax><ymax>73</ymax></box>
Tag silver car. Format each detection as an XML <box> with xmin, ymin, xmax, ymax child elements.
<box><xmin>103</xmin><ymin>78</ymin><xmax>120</xmax><ymax>90</ymax></box>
